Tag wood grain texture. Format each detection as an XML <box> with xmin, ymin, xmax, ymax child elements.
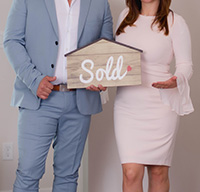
<box><xmin>67</xmin><ymin>39</ymin><xmax>142</xmax><ymax>89</ymax></box>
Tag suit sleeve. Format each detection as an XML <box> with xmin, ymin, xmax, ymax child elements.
<box><xmin>100</xmin><ymin>0</ymin><xmax>113</xmax><ymax>40</ymax></box>
<box><xmin>3</xmin><ymin>0</ymin><xmax>45</xmax><ymax>97</ymax></box>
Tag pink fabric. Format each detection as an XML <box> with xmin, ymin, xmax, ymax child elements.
<box><xmin>114</xmin><ymin>9</ymin><xmax>194</xmax><ymax>166</ymax></box>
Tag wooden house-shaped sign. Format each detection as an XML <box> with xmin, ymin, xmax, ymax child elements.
<box><xmin>65</xmin><ymin>38</ymin><xmax>142</xmax><ymax>89</ymax></box>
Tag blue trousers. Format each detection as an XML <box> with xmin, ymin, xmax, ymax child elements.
<box><xmin>13</xmin><ymin>91</ymin><xmax>91</xmax><ymax>192</ymax></box>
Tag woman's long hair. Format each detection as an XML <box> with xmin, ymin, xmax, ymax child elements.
<box><xmin>116</xmin><ymin>0</ymin><xmax>173</xmax><ymax>36</ymax></box>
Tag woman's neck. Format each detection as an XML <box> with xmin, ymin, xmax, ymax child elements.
<box><xmin>141</xmin><ymin>1</ymin><xmax>159</xmax><ymax>16</ymax></box>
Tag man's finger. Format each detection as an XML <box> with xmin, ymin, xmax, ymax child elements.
<box><xmin>46</xmin><ymin>76</ymin><xmax>57</xmax><ymax>82</ymax></box>
<box><xmin>98</xmin><ymin>84</ymin><xmax>107</xmax><ymax>91</ymax></box>
<box><xmin>87</xmin><ymin>85</ymin><xmax>100</xmax><ymax>91</ymax></box>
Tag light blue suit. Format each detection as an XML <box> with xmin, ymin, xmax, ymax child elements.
<box><xmin>4</xmin><ymin>0</ymin><xmax>113</xmax><ymax>191</ymax></box>
<box><xmin>4</xmin><ymin>0</ymin><xmax>113</xmax><ymax>115</ymax></box>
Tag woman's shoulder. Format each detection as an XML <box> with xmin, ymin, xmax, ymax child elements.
<box><xmin>121</xmin><ymin>7</ymin><xmax>129</xmax><ymax>15</ymax></box>
<box><xmin>168</xmin><ymin>12</ymin><xmax>188</xmax><ymax>31</ymax></box>
<box><xmin>115</xmin><ymin>7</ymin><xmax>129</xmax><ymax>31</ymax></box>
<box><xmin>118</xmin><ymin>7</ymin><xmax>129</xmax><ymax>21</ymax></box>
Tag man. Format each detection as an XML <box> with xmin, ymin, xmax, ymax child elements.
<box><xmin>3</xmin><ymin>0</ymin><xmax>113</xmax><ymax>191</ymax></box>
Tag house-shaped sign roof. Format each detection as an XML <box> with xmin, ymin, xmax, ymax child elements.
<box><xmin>65</xmin><ymin>38</ymin><xmax>142</xmax><ymax>89</ymax></box>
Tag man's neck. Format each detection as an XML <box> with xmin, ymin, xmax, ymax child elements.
<box><xmin>68</xmin><ymin>0</ymin><xmax>72</xmax><ymax>7</ymax></box>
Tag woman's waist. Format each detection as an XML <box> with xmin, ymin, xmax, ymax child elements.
<box><xmin>141</xmin><ymin>72</ymin><xmax>172</xmax><ymax>87</ymax></box>
<box><xmin>140</xmin><ymin>63</ymin><xmax>173</xmax><ymax>87</ymax></box>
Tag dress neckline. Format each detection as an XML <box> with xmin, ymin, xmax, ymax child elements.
<box><xmin>139</xmin><ymin>14</ymin><xmax>155</xmax><ymax>19</ymax></box>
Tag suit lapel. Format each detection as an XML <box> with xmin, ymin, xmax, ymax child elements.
<box><xmin>78</xmin><ymin>0</ymin><xmax>92</xmax><ymax>43</ymax></box>
<box><xmin>44</xmin><ymin>0</ymin><xmax>59</xmax><ymax>38</ymax></box>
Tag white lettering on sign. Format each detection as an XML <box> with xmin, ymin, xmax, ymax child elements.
<box><xmin>79</xmin><ymin>56</ymin><xmax>130</xmax><ymax>84</ymax></box>
<box><xmin>79</xmin><ymin>59</ymin><xmax>94</xmax><ymax>84</ymax></box>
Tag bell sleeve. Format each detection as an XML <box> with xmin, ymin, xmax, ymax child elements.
<box><xmin>160</xmin><ymin>14</ymin><xmax>194</xmax><ymax>115</ymax></box>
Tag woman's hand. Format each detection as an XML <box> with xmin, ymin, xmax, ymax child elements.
<box><xmin>86</xmin><ymin>84</ymin><xmax>107</xmax><ymax>91</ymax></box>
<box><xmin>152</xmin><ymin>76</ymin><xmax>177</xmax><ymax>89</ymax></box>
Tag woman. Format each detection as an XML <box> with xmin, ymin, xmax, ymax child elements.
<box><xmin>114</xmin><ymin>0</ymin><xmax>194</xmax><ymax>191</ymax></box>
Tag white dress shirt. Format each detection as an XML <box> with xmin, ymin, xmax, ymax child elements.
<box><xmin>54</xmin><ymin>0</ymin><xmax>80</xmax><ymax>84</ymax></box>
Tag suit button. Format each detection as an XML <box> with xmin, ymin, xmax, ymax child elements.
<box><xmin>55</xmin><ymin>41</ymin><xmax>58</xmax><ymax>45</ymax></box>
<box><xmin>51</xmin><ymin>64</ymin><xmax>54</xmax><ymax>68</ymax></box>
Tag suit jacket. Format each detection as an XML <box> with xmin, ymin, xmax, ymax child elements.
<box><xmin>4</xmin><ymin>0</ymin><xmax>113</xmax><ymax>115</ymax></box>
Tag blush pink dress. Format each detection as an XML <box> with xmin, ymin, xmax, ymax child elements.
<box><xmin>114</xmin><ymin>9</ymin><xmax>194</xmax><ymax>166</ymax></box>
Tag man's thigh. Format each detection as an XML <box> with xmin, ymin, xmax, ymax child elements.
<box><xmin>17</xmin><ymin>104</ymin><xmax>59</xmax><ymax>178</ymax></box>
<box><xmin>53</xmin><ymin>107</ymin><xmax>91</xmax><ymax>177</ymax></box>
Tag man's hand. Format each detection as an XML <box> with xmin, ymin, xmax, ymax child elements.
<box><xmin>152</xmin><ymin>76</ymin><xmax>177</xmax><ymax>89</ymax></box>
<box><xmin>37</xmin><ymin>76</ymin><xmax>56</xmax><ymax>99</ymax></box>
<box><xmin>86</xmin><ymin>84</ymin><xmax>107</xmax><ymax>92</ymax></box>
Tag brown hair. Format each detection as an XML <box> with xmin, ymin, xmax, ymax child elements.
<box><xmin>116</xmin><ymin>0</ymin><xmax>173</xmax><ymax>36</ymax></box>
